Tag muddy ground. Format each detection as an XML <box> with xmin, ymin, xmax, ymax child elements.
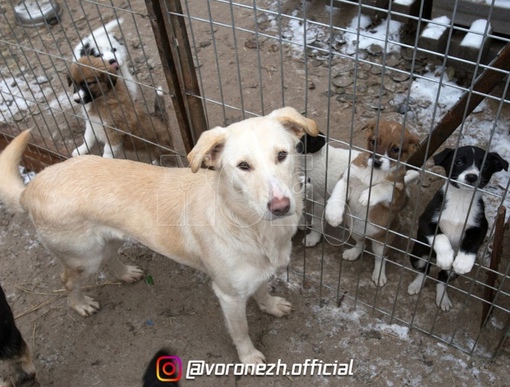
<box><xmin>1</xmin><ymin>0</ymin><xmax>510</xmax><ymax>386</ymax></box>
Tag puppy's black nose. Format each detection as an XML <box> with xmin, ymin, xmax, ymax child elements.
<box><xmin>465</xmin><ymin>174</ymin><xmax>478</xmax><ymax>184</ymax></box>
<box><xmin>373</xmin><ymin>158</ymin><xmax>382</xmax><ymax>168</ymax></box>
<box><xmin>108</xmin><ymin>59</ymin><xmax>117</xmax><ymax>64</ymax></box>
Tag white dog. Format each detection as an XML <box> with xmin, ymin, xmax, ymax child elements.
<box><xmin>0</xmin><ymin>107</ymin><xmax>318</xmax><ymax>365</ymax></box>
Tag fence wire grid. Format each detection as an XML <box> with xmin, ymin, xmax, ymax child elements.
<box><xmin>1</xmin><ymin>0</ymin><xmax>510</xmax><ymax>360</ymax></box>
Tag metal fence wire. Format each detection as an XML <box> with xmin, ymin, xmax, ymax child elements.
<box><xmin>1</xmin><ymin>0</ymin><xmax>510</xmax><ymax>358</ymax></box>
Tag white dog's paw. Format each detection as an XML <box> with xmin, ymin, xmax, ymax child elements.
<box><xmin>239</xmin><ymin>349</ymin><xmax>266</xmax><ymax>365</ymax></box>
<box><xmin>325</xmin><ymin>202</ymin><xmax>344</xmax><ymax>227</ymax></box>
<box><xmin>405</xmin><ymin>170</ymin><xmax>420</xmax><ymax>184</ymax></box>
<box><xmin>436</xmin><ymin>284</ymin><xmax>453</xmax><ymax>311</ymax></box>
<box><xmin>359</xmin><ymin>189</ymin><xmax>371</xmax><ymax>206</ymax></box>
<box><xmin>436</xmin><ymin>253</ymin><xmax>454</xmax><ymax>270</ymax></box>
<box><xmin>452</xmin><ymin>252</ymin><xmax>476</xmax><ymax>275</ymax></box>
<box><xmin>302</xmin><ymin>231</ymin><xmax>322</xmax><ymax>247</ymax></box>
<box><xmin>259</xmin><ymin>296</ymin><xmax>292</xmax><ymax>318</ymax></box>
<box><xmin>372</xmin><ymin>270</ymin><xmax>387</xmax><ymax>287</ymax></box>
<box><xmin>407</xmin><ymin>274</ymin><xmax>425</xmax><ymax>295</ymax></box>
<box><xmin>120</xmin><ymin>265</ymin><xmax>144</xmax><ymax>283</ymax></box>
<box><xmin>342</xmin><ymin>247</ymin><xmax>361</xmax><ymax>261</ymax></box>
<box><xmin>71</xmin><ymin>295</ymin><xmax>100</xmax><ymax>317</ymax></box>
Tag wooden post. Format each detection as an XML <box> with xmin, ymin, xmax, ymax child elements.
<box><xmin>480</xmin><ymin>206</ymin><xmax>506</xmax><ymax>328</ymax></box>
<box><xmin>145</xmin><ymin>0</ymin><xmax>193</xmax><ymax>153</ymax></box>
<box><xmin>408</xmin><ymin>43</ymin><xmax>510</xmax><ymax>167</ymax></box>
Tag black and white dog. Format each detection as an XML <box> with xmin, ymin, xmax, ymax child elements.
<box><xmin>408</xmin><ymin>146</ymin><xmax>508</xmax><ymax>311</ymax></box>
<box><xmin>0</xmin><ymin>284</ymin><xmax>38</xmax><ymax>386</ymax></box>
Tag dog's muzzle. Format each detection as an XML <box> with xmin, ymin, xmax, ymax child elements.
<box><xmin>268</xmin><ymin>196</ymin><xmax>290</xmax><ymax>217</ymax></box>
<box><xmin>372</xmin><ymin>156</ymin><xmax>383</xmax><ymax>169</ymax></box>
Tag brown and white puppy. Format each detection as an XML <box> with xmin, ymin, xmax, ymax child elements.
<box><xmin>325</xmin><ymin>121</ymin><xmax>420</xmax><ymax>286</ymax></box>
<box><xmin>67</xmin><ymin>56</ymin><xmax>173</xmax><ymax>163</ymax></box>
<box><xmin>0</xmin><ymin>107</ymin><xmax>318</xmax><ymax>365</ymax></box>
<box><xmin>0</xmin><ymin>284</ymin><xmax>38</xmax><ymax>387</ymax></box>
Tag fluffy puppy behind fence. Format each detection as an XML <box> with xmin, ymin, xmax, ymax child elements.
<box><xmin>325</xmin><ymin>121</ymin><xmax>420</xmax><ymax>286</ymax></box>
<box><xmin>0</xmin><ymin>283</ymin><xmax>38</xmax><ymax>387</ymax></box>
<box><xmin>407</xmin><ymin>146</ymin><xmax>508</xmax><ymax>311</ymax></box>
<box><xmin>68</xmin><ymin>56</ymin><xmax>173</xmax><ymax>163</ymax></box>
<box><xmin>72</xmin><ymin>18</ymin><xmax>137</xmax><ymax>99</ymax></box>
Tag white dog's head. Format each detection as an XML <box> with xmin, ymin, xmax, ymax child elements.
<box><xmin>188</xmin><ymin>107</ymin><xmax>318</xmax><ymax>222</ymax></box>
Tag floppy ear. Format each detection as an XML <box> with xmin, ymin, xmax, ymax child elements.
<box><xmin>433</xmin><ymin>148</ymin><xmax>454</xmax><ymax>168</ymax></box>
<box><xmin>99</xmin><ymin>70</ymin><xmax>117</xmax><ymax>89</ymax></box>
<box><xmin>405</xmin><ymin>131</ymin><xmax>421</xmax><ymax>154</ymax></box>
<box><xmin>488</xmin><ymin>152</ymin><xmax>509</xmax><ymax>172</ymax></box>
<box><xmin>360</xmin><ymin>121</ymin><xmax>376</xmax><ymax>137</ymax></box>
<box><xmin>187</xmin><ymin>127</ymin><xmax>227</xmax><ymax>173</ymax></box>
<box><xmin>67</xmin><ymin>74</ymin><xmax>73</xmax><ymax>87</ymax></box>
<box><xmin>269</xmin><ymin>107</ymin><xmax>318</xmax><ymax>140</ymax></box>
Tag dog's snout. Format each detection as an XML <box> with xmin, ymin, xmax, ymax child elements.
<box><xmin>373</xmin><ymin>158</ymin><xmax>383</xmax><ymax>169</ymax></box>
<box><xmin>268</xmin><ymin>197</ymin><xmax>290</xmax><ymax>217</ymax></box>
<box><xmin>465</xmin><ymin>174</ymin><xmax>478</xmax><ymax>184</ymax></box>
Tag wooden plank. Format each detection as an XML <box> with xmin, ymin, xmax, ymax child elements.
<box><xmin>408</xmin><ymin>42</ymin><xmax>510</xmax><ymax>167</ymax></box>
<box><xmin>431</xmin><ymin>0</ymin><xmax>510</xmax><ymax>36</ymax></box>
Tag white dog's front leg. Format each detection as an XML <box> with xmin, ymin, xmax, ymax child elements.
<box><xmin>359</xmin><ymin>183</ymin><xmax>393</xmax><ymax>207</ymax></box>
<box><xmin>325</xmin><ymin>178</ymin><xmax>347</xmax><ymax>227</ymax></box>
<box><xmin>212</xmin><ymin>282</ymin><xmax>265</xmax><ymax>364</ymax></box>
<box><xmin>429</xmin><ymin>234</ymin><xmax>454</xmax><ymax>270</ymax></box>
<box><xmin>72</xmin><ymin>121</ymin><xmax>97</xmax><ymax>157</ymax></box>
<box><xmin>102</xmin><ymin>143</ymin><xmax>122</xmax><ymax>159</ymax></box>
<box><xmin>253</xmin><ymin>282</ymin><xmax>292</xmax><ymax>317</ymax></box>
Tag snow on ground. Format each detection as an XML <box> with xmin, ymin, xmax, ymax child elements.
<box><xmin>275</xmin><ymin>1</ymin><xmax>510</xmax><ymax>223</ymax></box>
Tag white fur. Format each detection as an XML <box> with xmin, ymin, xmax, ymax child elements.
<box><xmin>436</xmin><ymin>282</ymin><xmax>453</xmax><ymax>311</ymax></box>
<box><xmin>301</xmin><ymin>145</ymin><xmax>360</xmax><ymax>246</ymax></box>
<box><xmin>452</xmin><ymin>251</ymin><xmax>476</xmax><ymax>275</ymax></box>
<box><xmin>427</xmin><ymin>234</ymin><xmax>454</xmax><ymax>270</ymax></box>
<box><xmin>434</xmin><ymin>186</ymin><xmax>482</xmax><ymax>247</ymax></box>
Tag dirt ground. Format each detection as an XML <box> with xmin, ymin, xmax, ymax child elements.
<box><xmin>1</xmin><ymin>0</ymin><xmax>510</xmax><ymax>386</ymax></box>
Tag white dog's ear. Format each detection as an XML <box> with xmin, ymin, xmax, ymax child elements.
<box><xmin>187</xmin><ymin>127</ymin><xmax>227</xmax><ymax>173</ymax></box>
<box><xmin>270</xmin><ymin>107</ymin><xmax>318</xmax><ymax>139</ymax></box>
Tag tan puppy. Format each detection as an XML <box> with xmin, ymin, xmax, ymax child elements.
<box><xmin>0</xmin><ymin>107</ymin><xmax>318</xmax><ymax>364</ymax></box>
<box><xmin>67</xmin><ymin>56</ymin><xmax>173</xmax><ymax>162</ymax></box>
<box><xmin>325</xmin><ymin>121</ymin><xmax>420</xmax><ymax>286</ymax></box>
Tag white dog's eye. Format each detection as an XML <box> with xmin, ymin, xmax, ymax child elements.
<box><xmin>277</xmin><ymin>151</ymin><xmax>288</xmax><ymax>162</ymax></box>
<box><xmin>237</xmin><ymin>161</ymin><xmax>251</xmax><ymax>171</ymax></box>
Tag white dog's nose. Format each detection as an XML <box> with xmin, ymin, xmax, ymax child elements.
<box><xmin>268</xmin><ymin>197</ymin><xmax>290</xmax><ymax>217</ymax></box>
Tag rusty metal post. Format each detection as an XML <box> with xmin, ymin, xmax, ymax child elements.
<box><xmin>408</xmin><ymin>43</ymin><xmax>510</xmax><ymax>167</ymax></box>
<box><xmin>481</xmin><ymin>206</ymin><xmax>506</xmax><ymax>328</ymax></box>
<box><xmin>145</xmin><ymin>0</ymin><xmax>206</xmax><ymax>154</ymax></box>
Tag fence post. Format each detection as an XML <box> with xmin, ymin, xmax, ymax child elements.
<box><xmin>145</xmin><ymin>0</ymin><xmax>207</xmax><ymax>154</ymax></box>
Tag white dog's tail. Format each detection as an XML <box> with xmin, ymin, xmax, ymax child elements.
<box><xmin>0</xmin><ymin>130</ymin><xmax>31</xmax><ymax>213</ymax></box>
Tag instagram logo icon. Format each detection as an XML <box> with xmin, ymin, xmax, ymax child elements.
<box><xmin>156</xmin><ymin>356</ymin><xmax>182</xmax><ymax>382</ymax></box>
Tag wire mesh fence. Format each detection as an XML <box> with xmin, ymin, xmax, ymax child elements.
<box><xmin>1</xmin><ymin>0</ymin><xmax>509</xmax><ymax>359</ymax></box>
